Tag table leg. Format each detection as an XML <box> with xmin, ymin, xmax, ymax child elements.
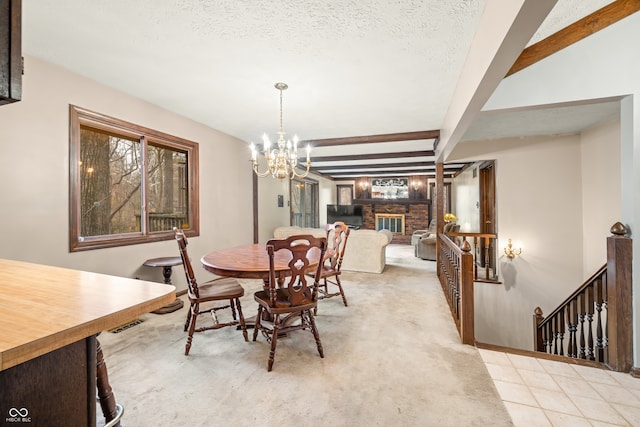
<box><xmin>152</xmin><ymin>266</ymin><xmax>184</xmax><ymax>314</ymax></box>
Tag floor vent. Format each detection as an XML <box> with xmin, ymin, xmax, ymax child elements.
<box><xmin>108</xmin><ymin>318</ymin><xmax>144</xmax><ymax>333</ymax></box>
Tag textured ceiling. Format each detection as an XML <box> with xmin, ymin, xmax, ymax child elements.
<box><xmin>22</xmin><ymin>0</ymin><xmax>615</xmax><ymax>178</ymax></box>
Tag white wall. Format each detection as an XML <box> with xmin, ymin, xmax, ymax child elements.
<box><xmin>451</xmin><ymin>134</ymin><xmax>587</xmax><ymax>350</ymax></box>
<box><xmin>581</xmin><ymin>118</ymin><xmax>622</xmax><ymax>276</ymax></box>
<box><xmin>0</xmin><ymin>56</ymin><xmax>253</xmax><ymax>292</ymax></box>
<box><xmin>257</xmin><ymin>177</ymin><xmax>291</xmax><ymax>243</ymax></box>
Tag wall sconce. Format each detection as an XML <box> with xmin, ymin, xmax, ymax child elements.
<box><xmin>411</xmin><ymin>180</ymin><xmax>421</xmax><ymax>191</ymax></box>
<box><xmin>360</xmin><ymin>181</ymin><xmax>369</xmax><ymax>189</ymax></box>
<box><xmin>504</xmin><ymin>238</ymin><xmax>522</xmax><ymax>259</ymax></box>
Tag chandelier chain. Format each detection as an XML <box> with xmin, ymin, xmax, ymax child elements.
<box><xmin>279</xmin><ymin>87</ymin><xmax>284</xmax><ymax>134</ymax></box>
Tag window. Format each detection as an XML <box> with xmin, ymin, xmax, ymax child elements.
<box><xmin>290</xmin><ymin>178</ymin><xmax>318</xmax><ymax>228</ymax></box>
<box><xmin>69</xmin><ymin>106</ymin><xmax>199</xmax><ymax>251</ymax></box>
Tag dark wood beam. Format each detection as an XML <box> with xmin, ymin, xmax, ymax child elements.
<box><xmin>313</xmin><ymin>162</ymin><xmax>436</xmax><ymax>171</ymax></box>
<box><xmin>302</xmin><ymin>130</ymin><xmax>440</xmax><ymax>147</ymax></box>
<box><xmin>507</xmin><ymin>0</ymin><xmax>640</xmax><ymax>76</ymax></box>
<box><xmin>329</xmin><ymin>172</ymin><xmax>458</xmax><ymax>180</ymax></box>
<box><xmin>311</xmin><ymin>150</ymin><xmax>434</xmax><ymax>163</ymax></box>
<box><xmin>310</xmin><ymin>165</ymin><xmax>465</xmax><ymax>179</ymax></box>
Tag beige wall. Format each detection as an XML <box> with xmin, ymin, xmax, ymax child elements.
<box><xmin>257</xmin><ymin>176</ymin><xmax>291</xmax><ymax>243</ymax></box>
<box><xmin>450</xmin><ymin>128</ymin><xmax>620</xmax><ymax>350</ymax></box>
<box><xmin>580</xmin><ymin>118</ymin><xmax>622</xmax><ymax>276</ymax></box>
<box><xmin>0</xmin><ymin>56</ymin><xmax>253</xmax><ymax>292</ymax></box>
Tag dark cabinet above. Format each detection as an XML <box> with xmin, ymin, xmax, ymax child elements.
<box><xmin>0</xmin><ymin>0</ymin><xmax>21</xmax><ymax>106</ymax></box>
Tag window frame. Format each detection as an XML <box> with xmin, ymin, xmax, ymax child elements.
<box><xmin>69</xmin><ymin>105</ymin><xmax>200</xmax><ymax>252</ymax></box>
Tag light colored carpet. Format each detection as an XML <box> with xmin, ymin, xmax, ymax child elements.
<box><xmin>98</xmin><ymin>244</ymin><xmax>513</xmax><ymax>426</ymax></box>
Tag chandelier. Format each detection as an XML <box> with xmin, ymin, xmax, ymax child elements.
<box><xmin>250</xmin><ymin>82</ymin><xmax>310</xmax><ymax>180</ymax></box>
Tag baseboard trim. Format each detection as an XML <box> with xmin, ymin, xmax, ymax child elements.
<box><xmin>475</xmin><ymin>341</ymin><xmax>606</xmax><ymax>370</ymax></box>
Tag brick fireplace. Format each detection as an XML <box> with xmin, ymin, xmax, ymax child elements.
<box><xmin>360</xmin><ymin>203</ymin><xmax>429</xmax><ymax>244</ymax></box>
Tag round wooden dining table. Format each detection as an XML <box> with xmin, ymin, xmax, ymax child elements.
<box><xmin>200</xmin><ymin>243</ymin><xmax>314</xmax><ymax>282</ymax></box>
<box><xmin>201</xmin><ymin>242</ymin><xmax>323</xmax><ymax>326</ymax></box>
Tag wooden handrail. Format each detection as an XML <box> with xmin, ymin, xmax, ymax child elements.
<box><xmin>438</xmin><ymin>234</ymin><xmax>475</xmax><ymax>345</ymax></box>
<box><xmin>533</xmin><ymin>222</ymin><xmax>632</xmax><ymax>372</ymax></box>
<box><xmin>537</xmin><ymin>264</ymin><xmax>607</xmax><ymax>329</ymax></box>
<box><xmin>447</xmin><ymin>231</ymin><xmax>500</xmax><ymax>282</ymax></box>
<box><xmin>447</xmin><ymin>232</ymin><xmax>497</xmax><ymax>239</ymax></box>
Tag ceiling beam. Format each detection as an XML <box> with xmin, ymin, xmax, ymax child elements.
<box><xmin>302</xmin><ymin>130</ymin><xmax>439</xmax><ymax>147</ymax></box>
<box><xmin>311</xmin><ymin>150</ymin><xmax>434</xmax><ymax>163</ymax></box>
<box><xmin>329</xmin><ymin>173</ymin><xmax>457</xmax><ymax>180</ymax></box>
<box><xmin>507</xmin><ymin>0</ymin><xmax>640</xmax><ymax>76</ymax></box>
<box><xmin>314</xmin><ymin>162</ymin><xmax>436</xmax><ymax>171</ymax></box>
<box><xmin>437</xmin><ymin>0</ymin><xmax>556</xmax><ymax>162</ymax></box>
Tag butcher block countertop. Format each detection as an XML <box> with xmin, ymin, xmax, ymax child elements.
<box><xmin>0</xmin><ymin>258</ymin><xmax>175</xmax><ymax>371</ymax></box>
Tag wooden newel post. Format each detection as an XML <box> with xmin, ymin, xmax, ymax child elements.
<box><xmin>606</xmin><ymin>221</ymin><xmax>632</xmax><ymax>372</ymax></box>
<box><xmin>533</xmin><ymin>307</ymin><xmax>544</xmax><ymax>352</ymax></box>
<box><xmin>460</xmin><ymin>240</ymin><xmax>475</xmax><ymax>345</ymax></box>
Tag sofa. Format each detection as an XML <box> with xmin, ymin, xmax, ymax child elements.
<box><xmin>273</xmin><ymin>226</ymin><xmax>393</xmax><ymax>274</ymax></box>
<box><xmin>415</xmin><ymin>222</ymin><xmax>460</xmax><ymax>261</ymax></box>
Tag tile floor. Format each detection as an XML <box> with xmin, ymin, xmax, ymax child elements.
<box><xmin>479</xmin><ymin>349</ymin><xmax>640</xmax><ymax>426</ymax></box>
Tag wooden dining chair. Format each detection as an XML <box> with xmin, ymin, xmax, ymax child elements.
<box><xmin>253</xmin><ymin>234</ymin><xmax>327</xmax><ymax>372</ymax></box>
<box><xmin>174</xmin><ymin>228</ymin><xmax>248</xmax><ymax>356</ymax></box>
<box><xmin>307</xmin><ymin>221</ymin><xmax>350</xmax><ymax>314</ymax></box>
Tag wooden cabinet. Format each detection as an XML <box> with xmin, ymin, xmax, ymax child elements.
<box><xmin>0</xmin><ymin>338</ymin><xmax>97</xmax><ymax>425</ymax></box>
<box><xmin>0</xmin><ymin>0</ymin><xmax>21</xmax><ymax>105</ymax></box>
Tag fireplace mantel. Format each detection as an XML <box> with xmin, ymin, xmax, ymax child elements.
<box><xmin>354</xmin><ymin>199</ymin><xmax>429</xmax><ymax>213</ymax></box>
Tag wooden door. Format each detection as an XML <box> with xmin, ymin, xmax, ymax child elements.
<box><xmin>479</xmin><ymin>161</ymin><xmax>496</xmax><ymax>274</ymax></box>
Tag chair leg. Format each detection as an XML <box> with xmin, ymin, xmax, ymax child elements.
<box><xmin>185</xmin><ymin>303</ymin><xmax>198</xmax><ymax>356</ymax></box>
<box><xmin>308</xmin><ymin>309</ymin><xmax>324</xmax><ymax>358</ymax></box>
<box><xmin>183</xmin><ymin>303</ymin><xmax>193</xmax><ymax>332</ymax></box>
<box><xmin>235</xmin><ymin>298</ymin><xmax>248</xmax><ymax>342</ymax></box>
<box><xmin>314</xmin><ymin>277</ymin><xmax>329</xmax><ymax>315</ymax></box>
<box><xmin>335</xmin><ymin>276</ymin><xmax>348</xmax><ymax>307</ymax></box>
<box><xmin>229</xmin><ymin>298</ymin><xmax>237</xmax><ymax>320</ymax></box>
<box><xmin>253</xmin><ymin>306</ymin><xmax>263</xmax><ymax>342</ymax></box>
<box><xmin>268</xmin><ymin>315</ymin><xmax>280</xmax><ymax>372</ymax></box>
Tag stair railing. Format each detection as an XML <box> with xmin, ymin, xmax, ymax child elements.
<box><xmin>439</xmin><ymin>233</ymin><xmax>475</xmax><ymax>345</ymax></box>
<box><xmin>533</xmin><ymin>222</ymin><xmax>632</xmax><ymax>372</ymax></box>
<box><xmin>447</xmin><ymin>232</ymin><xmax>500</xmax><ymax>283</ymax></box>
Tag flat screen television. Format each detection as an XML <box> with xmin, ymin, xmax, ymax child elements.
<box><xmin>326</xmin><ymin>204</ymin><xmax>363</xmax><ymax>228</ymax></box>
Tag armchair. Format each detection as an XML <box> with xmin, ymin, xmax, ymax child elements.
<box><xmin>416</xmin><ymin>222</ymin><xmax>460</xmax><ymax>261</ymax></box>
<box><xmin>411</xmin><ymin>219</ymin><xmax>436</xmax><ymax>251</ymax></box>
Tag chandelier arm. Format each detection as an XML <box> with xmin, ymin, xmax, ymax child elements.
<box><xmin>290</xmin><ymin>162</ymin><xmax>311</xmax><ymax>179</ymax></box>
<box><xmin>252</xmin><ymin>163</ymin><xmax>273</xmax><ymax>178</ymax></box>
